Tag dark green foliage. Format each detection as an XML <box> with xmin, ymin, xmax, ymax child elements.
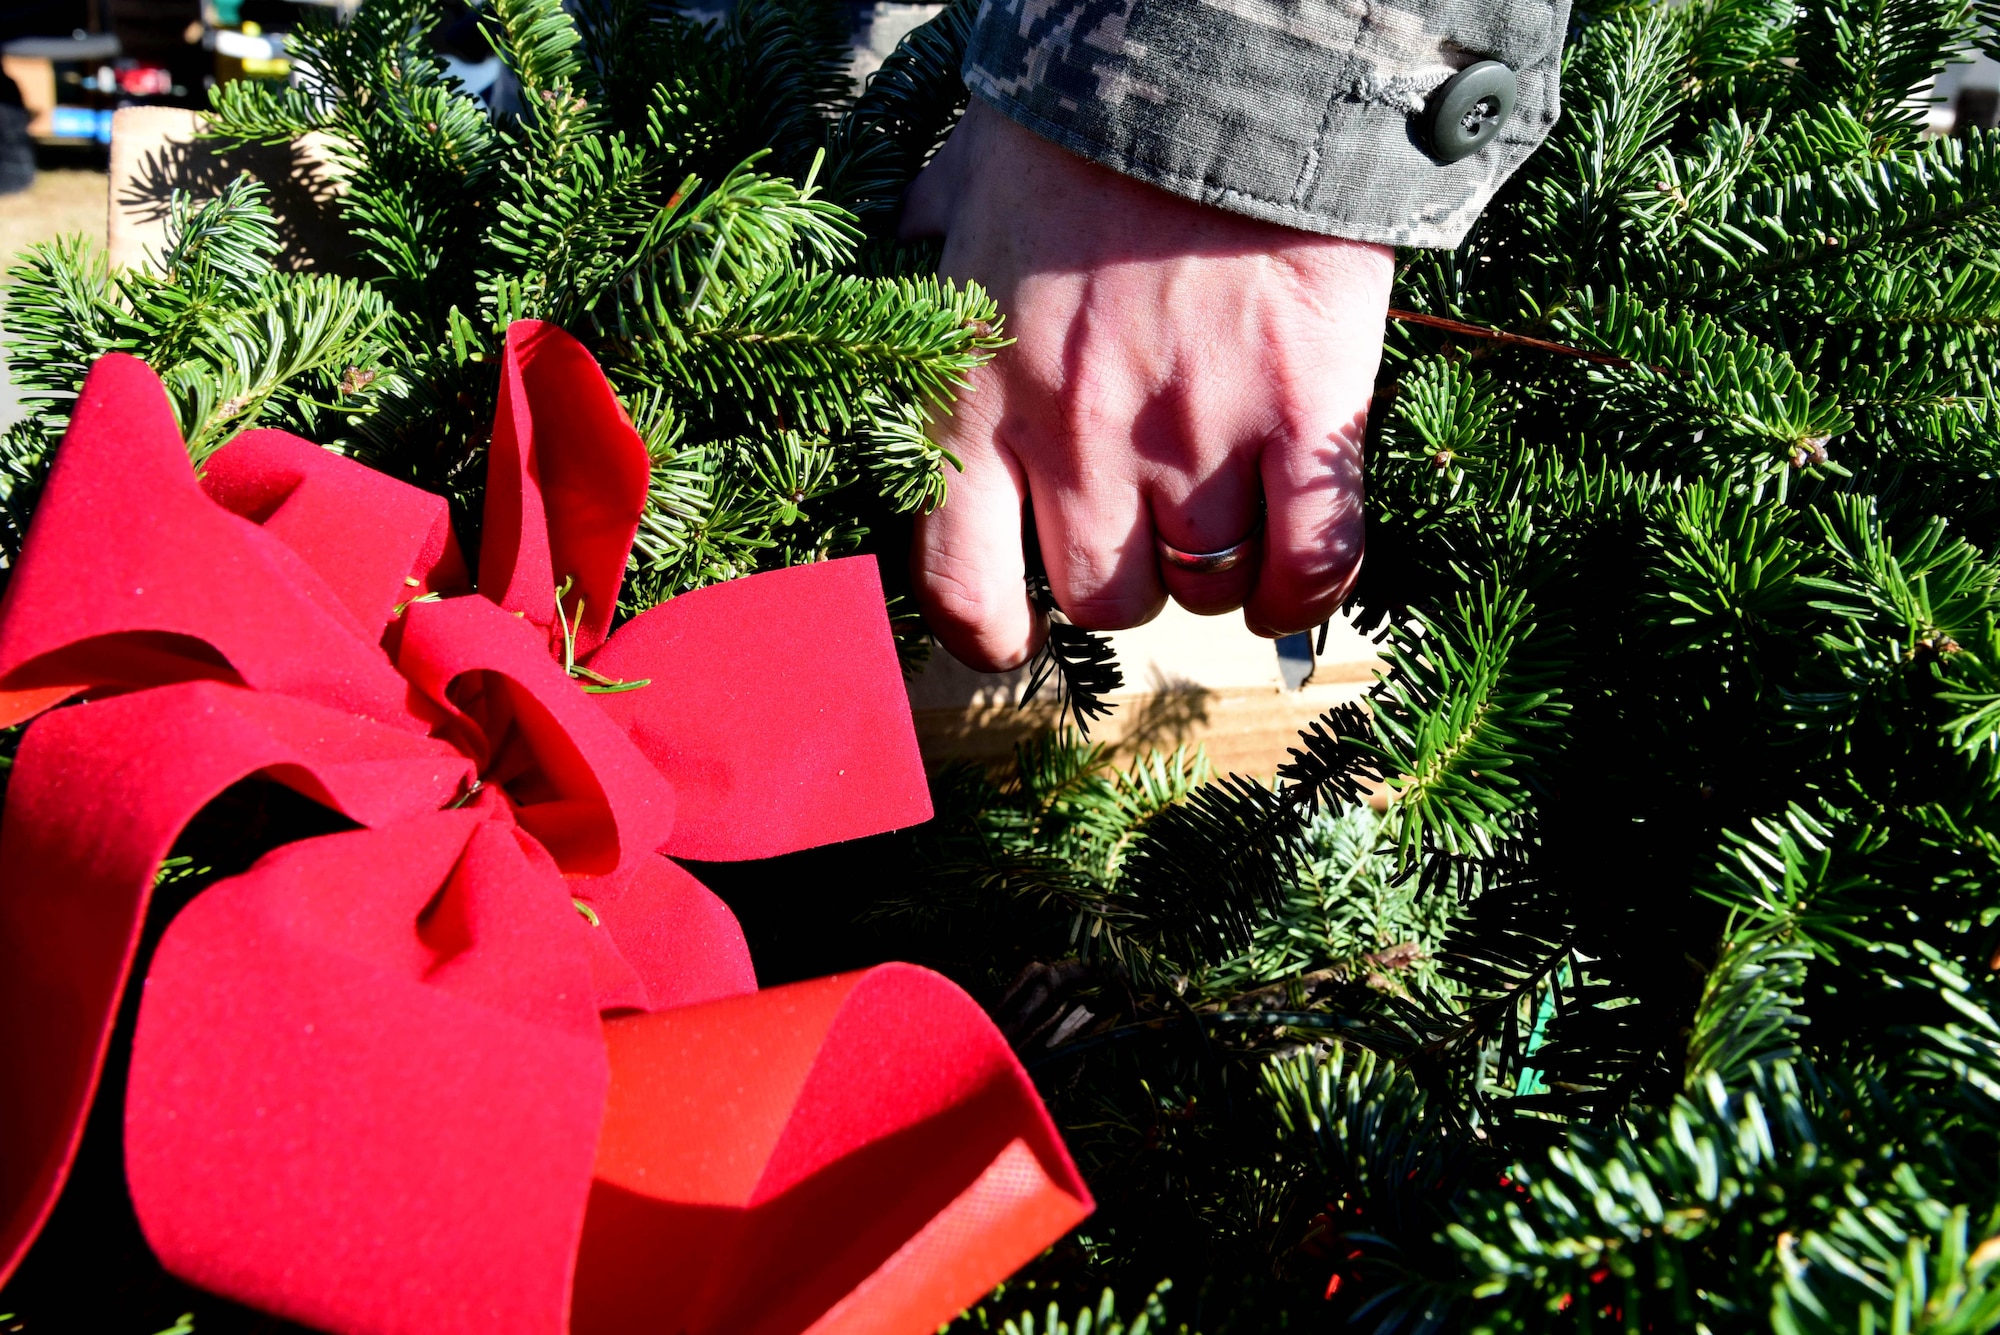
<box><xmin>881</xmin><ymin>736</ymin><xmax>1453</xmax><ymax>1333</ymax></box>
<box><xmin>952</xmin><ymin>1281</ymin><xmax>1189</xmax><ymax>1335</ymax></box>
<box><xmin>901</xmin><ymin>0</ymin><xmax>2000</xmax><ymax>1327</ymax></box>
<box><xmin>2</xmin><ymin>176</ymin><xmax>394</xmax><ymax>473</ymax></box>
<box><xmin>1025</xmin><ymin>572</ymin><xmax>1127</xmax><ymax>740</ymax></box>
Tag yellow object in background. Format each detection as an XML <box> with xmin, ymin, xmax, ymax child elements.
<box><xmin>212</xmin><ymin>20</ymin><xmax>290</xmax><ymax>84</ymax></box>
<box><xmin>237</xmin><ymin>22</ymin><xmax>291</xmax><ymax>80</ymax></box>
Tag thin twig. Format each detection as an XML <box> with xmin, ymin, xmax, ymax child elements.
<box><xmin>1388</xmin><ymin>308</ymin><xmax>1636</xmax><ymax>368</ymax></box>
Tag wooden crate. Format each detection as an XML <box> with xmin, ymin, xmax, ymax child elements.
<box><xmin>907</xmin><ymin>604</ymin><xmax>1383</xmax><ymax>779</ymax></box>
<box><xmin>108</xmin><ymin>105</ymin><xmax>347</xmax><ymax>274</ymax></box>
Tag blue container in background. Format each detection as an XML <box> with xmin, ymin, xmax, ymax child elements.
<box><xmin>48</xmin><ymin>106</ymin><xmax>113</xmax><ymax>145</ymax></box>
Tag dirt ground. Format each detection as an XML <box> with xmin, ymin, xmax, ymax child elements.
<box><xmin>0</xmin><ymin>167</ymin><xmax>107</xmax><ymax>264</ymax></box>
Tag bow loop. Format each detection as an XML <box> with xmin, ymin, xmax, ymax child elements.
<box><xmin>480</xmin><ymin>321</ymin><xmax>650</xmax><ymax>662</ymax></box>
<box><xmin>0</xmin><ymin>354</ymin><xmax>431</xmax><ymax>733</ymax></box>
<box><xmin>202</xmin><ymin>429</ymin><xmax>471</xmax><ymax>635</ymax></box>
<box><xmin>587</xmin><ymin>558</ymin><xmax>932</xmax><ymax>860</ymax></box>
<box><xmin>126</xmin><ymin>818</ymin><xmax>609</xmax><ymax>1335</ymax></box>
<box><xmin>397</xmin><ymin>595</ymin><xmax>677</xmax><ymax>878</ymax></box>
<box><xmin>0</xmin><ymin>680</ymin><xmax>473</xmax><ymax>1276</ymax></box>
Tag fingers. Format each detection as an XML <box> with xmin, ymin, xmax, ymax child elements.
<box><xmin>1245</xmin><ymin>404</ymin><xmax>1368</xmax><ymax>638</ymax></box>
<box><xmin>1149</xmin><ymin>449</ymin><xmax>1263</xmax><ymax>617</ymax></box>
<box><xmin>906</xmin><ymin>112</ymin><xmax>1387</xmax><ymax>653</ymax></box>
<box><xmin>1242</xmin><ymin>247</ymin><xmax>1388</xmax><ymax>638</ymax></box>
<box><xmin>912</xmin><ymin>397</ymin><xmax>1043</xmax><ymax>671</ymax></box>
<box><xmin>1027</xmin><ymin>453</ymin><xmax>1166</xmax><ymax>632</ymax></box>
<box><xmin>1017</xmin><ymin>332</ymin><xmax>1166</xmax><ymax>630</ymax></box>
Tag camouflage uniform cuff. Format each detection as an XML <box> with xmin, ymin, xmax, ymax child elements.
<box><xmin>961</xmin><ymin>0</ymin><xmax>1571</xmax><ymax>250</ymax></box>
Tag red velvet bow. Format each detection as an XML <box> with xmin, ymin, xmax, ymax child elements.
<box><xmin>0</xmin><ymin>321</ymin><xmax>1090</xmax><ymax>1334</ymax></box>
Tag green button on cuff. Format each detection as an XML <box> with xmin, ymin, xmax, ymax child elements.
<box><xmin>1422</xmin><ymin>60</ymin><xmax>1518</xmax><ymax>164</ymax></box>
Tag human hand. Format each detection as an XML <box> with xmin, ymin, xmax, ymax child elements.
<box><xmin>901</xmin><ymin>98</ymin><xmax>1393</xmax><ymax>672</ymax></box>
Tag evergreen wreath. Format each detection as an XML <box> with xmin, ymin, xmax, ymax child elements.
<box><xmin>7</xmin><ymin>0</ymin><xmax>2000</xmax><ymax>1329</ymax></box>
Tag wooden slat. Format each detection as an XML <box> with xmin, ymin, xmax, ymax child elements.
<box><xmin>906</xmin><ymin>602</ymin><xmax>1384</xmax><ymax>779</ymax></box>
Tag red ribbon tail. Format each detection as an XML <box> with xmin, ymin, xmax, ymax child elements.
<box><xmin>589</xmin><ymin>557</ymin><xmax>932</xmax><ymax>861</ymax></box>
<box><xmin>577</xmin><ymin>964</ymin><xmax>1092</xmax><ymax>1335</ymax></box>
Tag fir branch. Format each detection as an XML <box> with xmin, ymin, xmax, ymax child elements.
<box><xmin>1790</xmin><ymin>0</ymin><xmax>1981</xmax><ymax>144</ymax></box>
<box><xmin>1683</xmin><ymin>934</ymin><xmax>1813</xmax><ymax>1082</ymax></box>
<box><xmin>158</xmin><ymin>176</ymin><xmax>283</xmax><ymax>288</ymax></box>
<box><xmin>1369</xmin><ymin>586</ymin><xmax>1571</xmax><ymax>868</ymax></box>
<box><xmin>725</xmin><ymin>0</ymin><xmax>857</xmax><ymax>181</ymax></box>
<box><xmin>484</xmin><ymin>0</ymin><xmax>586</xmax><ymax>101</ymax></box>
<box><xmin>1936</xmin><ymin>617</ymin><xmax>2000</xmax><ymax>778</ymax></box>
<box><xmin>1690</xmin><ymin>131</ymin><xmax>2000</xmax><ymax>290</ymax></box>
<box><xmin>607</xmin><ymin>150</ymin><xmax>860</xmax><ymax>317</ymax></box>
<box><xmin>1795</xmin><ymin>496</ymin><xmax>2000</xmax><ymax>749</ymax></box>
<box><xmin>483</xmin><ymin>93</ymin><xmax>653</xmax><ymax>325</ymax></box>
<box><xmin>1644</xmin><ymin>478</ymin><xmax>1819</xmax><ymax>669</ymax></box>
<box><xmin>1022</xmin><ymin>572</ymin><xmax>1124</xmax><ymax>741</ymax></box>
<box><xmin>1686</xmin><ymin>0</ymin><xmax>1797</xmax><ymax>110</ymax></box>
<box><xmin>822</xmin><ymin>0</ymin><xmax>977</xmax><ymax>228</ymax></box>
<box><xmin>0</xmin><ymin>419</ymin><xmax>55</xmax><ymax>562</ymax></box>
<box><xmin>200</xmin><ymin>78</ymin><xmax>325</xmax><ymax>147</ymax></box>
<box><xmin>1275</xmin><ymin>702</ymin><xmax>1393</xmax><ymax>815</ymax></box>
<box><xmin>164</xmin><ymin>273</ymin><xmax>393</xmax><ymax>461</ymax></box>
<box><xmin>612</xmin><ymin>267</ymin><xmax>999</xmax><ymax>434</ymax></box>
<box><xmin>1517</xmin><ymin>5</ymin><xmax>1692</xmax><ymax>294</ymax></box>
<box><xmin>1772</xmin><ymin>1201</ymin><xmax>2000</xmax><ymax>1335</ymax></box>
<box><xmin>859</xmin><ymin>390</ymin><xmax>959</xmax><ymax>513</ymax></box>
<box><xmin>1698</xmin><ymin>806</ymin><xmax>1885</xmax><ymax>960</ymax></box>
<box><xmin>1570</xmin><ymin>291</ymin><xmax>1853</xmax><ymax>491</ymax></box>
<box><xmin>1</xmin><ymin>233</ymin><xmax>127</xmax><ymax>403</ymax></box>
<box><xmin>1444</xmin><ymin>1062</ymin><xmax>1830</xmax><ymax>1326</ymax></box>
<box><xmin>568</xmin><ymin>0</ymin><xmax>716</xmax><ymax>131</ymax></box>
<box><xmin>1113</xmin><ymin>774</ymin><xmax>1301</xmax><ymax>960</ymax></box>
<box><xmin>1266</xmin><ymin>1044</ymin><xmax>1470</xmax><ymax>1244</ymax></box>
<box><xmin>946</xmin><ymin>1281</ymin><xmax>1184</xmax><ymax>1335</ymax></box>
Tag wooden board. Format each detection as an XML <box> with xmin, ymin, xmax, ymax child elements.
<box><xmin>906</xmin><ymin>603</ymin><xmax>1384</xmax><ymax>779</ymax></box>
<box><xmin>107</xmin><ymin>106</ymin><xmax>349</xmax><ymax>276</ymax></box>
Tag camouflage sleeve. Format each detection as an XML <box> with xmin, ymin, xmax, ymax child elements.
<box><xmin>961</xmin><ymin>0</ymin><xmax>1571</xmax><ymax>248</ymax></box>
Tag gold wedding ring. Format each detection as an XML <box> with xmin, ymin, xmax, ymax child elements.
<box><xmin>1156</xmin><ymin>515</ymin><xmax>1263</xmax><ymax>575</ymax></box>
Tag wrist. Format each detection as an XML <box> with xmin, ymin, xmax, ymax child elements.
<box><xmin>908</xmin><ymin>99</ymin><xmax>1395</xmax><ymax>282</ymax></box>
